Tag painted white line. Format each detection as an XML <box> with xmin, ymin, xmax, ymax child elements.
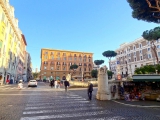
<box><xmin>25</xmin><ymin>103</ymin><xmax>95</xmax><ymax>110</ymax></box>
<box><xmin>28</xmin><ymin>98</ymin><xmax>87</xmax><ymax>103</ymax></box>
<box><xmin>80</xmin><ymin>116</ymin><xmax>125</xmax><ymax>120</ymax></box>
<box><xmin>20</xmin><ymin>110</ymin><xmax>110</xmax><ymax>120</ymax></box>
<box><xmin>112</xmin><ymin>100</ymin><xmax>160</xmax><ymax>108</ymax></box>
<box><xmin>23</xmin><ymin>107</ymin><xmax>102</xmax><ymax>115</ymax></box>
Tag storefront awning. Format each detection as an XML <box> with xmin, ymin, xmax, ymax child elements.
<box><xmin>132</xmin><ymin>75</ymin><xmax>160</xmax><ymax>82</ymax></box>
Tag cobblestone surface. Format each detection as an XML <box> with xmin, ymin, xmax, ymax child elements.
<box><xmin>0</xmin><ymin>82</ymin><xmax>160</xmax><ymax>120</ymax></box>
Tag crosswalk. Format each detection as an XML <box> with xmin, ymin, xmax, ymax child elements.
<box><xmin>0</xmin><ymin>86</ymin><xmax>33</xmax><ymax>90</ymax></box>
<box><xmin>20</xmin><ymin>92</ymin><xmax>125</xmax><ymax>120</ymax></box>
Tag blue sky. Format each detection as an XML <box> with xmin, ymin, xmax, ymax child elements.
<box><xmin>10</xmin><ymin>0</ymin><xmax>158</xmax><ymax>71</ymax></box>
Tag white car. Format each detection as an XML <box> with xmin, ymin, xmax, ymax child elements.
<box><xmin>28</xmin><ymin>80</ymin><xmax>37</xmax><ymax>87</ymax></box>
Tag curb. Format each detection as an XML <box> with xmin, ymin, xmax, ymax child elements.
<box><xmin>112</xmin><ymin>100</ymin><xmax>160</xmax><ymax>108</ymax></box>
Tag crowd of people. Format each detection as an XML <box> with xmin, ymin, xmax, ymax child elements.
<box><xmin>49</xmin><ymin>79</ymin><xmax>70</xmax><ymax>91</ymax></box>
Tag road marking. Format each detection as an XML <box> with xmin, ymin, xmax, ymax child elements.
<box><xmin>25</xmin><ymin>103</ymin><xmax>95</xmax><ymax>110</ymax></box>
<box><xmin>20</xmin><ymin>110</ymin><xmax>110</xmax><ymax>120</ymax></box>
<box><xmin>23</xmin><ymin>107</ymin><xmax>102</xmax><ymax>114</ymax></box>
<box><xmin>112</xmin><ymin>100</ymin><xmax>160</xmax><ymax>108</ymax></box>
<box><xmin>80</xmin><ymin>116</ymin><xmax>125</xmax><ymax>120</ymax></box>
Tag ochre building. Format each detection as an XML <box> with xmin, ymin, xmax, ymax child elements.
<box><xmin>40</xmin><ymin>48</ymin><xmax>93</xmax><ymax>80</ymax></box>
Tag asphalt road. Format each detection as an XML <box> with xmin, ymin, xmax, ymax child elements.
<box><xmin>0</xmin><ymin>82</ymin><xmax>160</xmax><ymax>120</ymax></box>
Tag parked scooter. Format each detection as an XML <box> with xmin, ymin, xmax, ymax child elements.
<box><xmin>18</xmin><ymin>80</ymin><xmax>23</xmax><ymax>89</ymax></box>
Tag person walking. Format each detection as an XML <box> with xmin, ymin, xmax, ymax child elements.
<box><xmin>50</xmin><ymin>80</ymin><xmax>54</xmax><ymax>88</ymax></box>
<box><xmin>55</xmin><ymin>80</ymin><xmax>57</xmax><ymax>89</ymax></box>
<box><xmin>88</xmin><ymin>82</ymin><xmax>93</xmax><ymax>100</ymax></box>
<box><xmin>64</xmin><ymin>80</ymin><xmax>70</xmax><ymax>92</ymax></box>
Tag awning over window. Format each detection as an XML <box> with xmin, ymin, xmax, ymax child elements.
<box><xmin>132</xmin><ymin>75</ymin><xmax>160</xmax><ymax>82</ymax></box>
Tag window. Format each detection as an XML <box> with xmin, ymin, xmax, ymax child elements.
<box><xmin>45</xmin><ymin>55</ymin><xmax>48</xmax><ymax>59</ymax></box>
<box><xmin>158</xmin><ymin>52</ymin><xmax>160</xmax><ymax>57</ymax></box>
<box><xmin>135</xmin><ymin>65</ymin><xmax>137</xmax><ymax>67</ymax></box>
<box><xmin>79</xmin><ymin>67</ymin><xmax>81</xmax><ymax>71</ymax></box>
<box><xmin>88</xmin><ymin>58</ymin><xmax>91</xmax><ymax>62</ymax></box>
<box><xmin>139</xmin><ymin>44</ymin><xmax>142</xmax><ymax>48</ymax></box>
<box><xmin>57</xmin><ymin>66</ymin><xmax>60</xmax><ymax>70</ymax></box>
<box><xmin>44</xmin><ymin>72</ymin><xmax>46</xmax><ymax>74</ymax></box>
<box><xmin>140</xmin><ymin>56</ymin><xmax>143</xmax><ymax>60</ymax></box>
<box><xmin>84</xmin><ymin>68</ymin><xmax>86</xmax><ymax>71</ymax></box>
<box><xmin>51</xmin><ymin>67</ymin><xmax>53</xmax><ymax>70</ymax></box>
<box><xmin>63</xmin><ymin>53</ymin><xmax>66</xmax><ymax>56</ymax></box>
<box><xmin>139</xmin><ymin>50</ymin><xmax>142</xmax><ymax>54</ymax></box>
<box><xmin>74</xmin><ymin>57</ymin><xmax>77</xmax><ymax>61</ymax></box>
<box><xmin>134</xmin><ymin>46</ymin><xmax>136</xmax><ymax>50</ymax></box>
<box><xmin>134</xmin><ymin>58</ymin><xmax>136</xmax><ymax>61</ymax></box>
<box><xmin>69</xmin><ymin>57</ymin><xmax>72</xmax><ymax>61</ymax></box>
<box><xmin>157</xmin><ymin>45</ymin><xmax>160</xmax><ymax>49</ymax></box>
<box><xmin>148</xmin><ymin>48</ymin><xmax>150</xmax><ymax>51</ymax></box>
<box><xmin>63</xmin><ymin>67</ymin><xmax>66</xmax><ymax>70</ymax></box>
<box><xmin>79</xmin><ymin>57</ymin><xmax>82</xmax><ymax>61</ymax></box>
<box><xmin>51</xmin><ymin>55</ymin><xmax>54</xmax><ymax>60</ymax></box>
<box><xmin>148</xmin><ymin>54</ymin><xmax>151</xmax><ymax>58</ymax></box>
<box><xmin>45</xmin><ymin>52</ymin><xmax>48</xmax><ymax>54</ymax></box>
<box><xmin>44</xmin><ymin>66</ymin><xmax>47</xmax><ymax>70</ymax></box>
<box><xmin>134</xmin><ymin>52</ymin><xmax>136</xmax><ymax>56</ymax></box>
<box><xmin>63</xmin><ymin>57</ymin><xmax>66</xmax><ymax>60</ymax></box>
<box><xmin>57</xmin><ymin>57</ymin><xmax>60</xmax><ymax>60</ymax></box>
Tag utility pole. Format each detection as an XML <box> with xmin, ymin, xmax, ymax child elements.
<box><xmin>82</xmin><ymin>53</ymin><xmax>84</xmax><ymax>81</ymax></box>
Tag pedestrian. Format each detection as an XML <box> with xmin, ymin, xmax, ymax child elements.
<box><xmin>55</xmin><ymin>80</ymin><xmax>57</xmax><ymax>89</ymax></box>
<box><xmin>64</xmin><ymin>80</ymin><xmax>70</xmax><ymax>92</ymax></box>
<box><xmin>50</xmin><ymin>80</ymin><xmax>54</xmax><ymax>88</ymax></box>
<box><xmin>88</xmin><ymin>82</ymin><xmax>93</xmax><ymax>100</ymax></box>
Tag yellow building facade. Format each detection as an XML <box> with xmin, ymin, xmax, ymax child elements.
<box><xmin>0</xmin><ymin>0</ymin><xmax>27</xmax><ymax>85</ymax></box>
<box><xmin>40</xmin><ymin>48</ymin><xmax>93</xmax><ymax>81</ymax></box>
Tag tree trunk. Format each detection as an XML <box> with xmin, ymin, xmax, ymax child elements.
<box><xmin>109</xmin><ymin>58</ymin><xmax>111</xmax><ymax>70</ymax></box>
<box><xmin>151</xmin><ymin>40</ymin><xmax>159</xmax><ymax>64</ymax></box>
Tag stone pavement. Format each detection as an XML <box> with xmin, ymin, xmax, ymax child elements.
<box><xmin>1</xmin><ymin>82</ymin><xmax>160</xmax><ymax>120</ymax></box>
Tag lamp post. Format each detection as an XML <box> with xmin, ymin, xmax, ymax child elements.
<box><xmin>81</xmin><ymin>53</ymin><xmax>84</xmax><ymax>81</ymax></box>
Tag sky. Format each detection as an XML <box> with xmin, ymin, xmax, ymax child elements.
<box><xmin>10</xmin><ymin>0</ymin><xmax>159</xmax><ymax>71</ymax></box>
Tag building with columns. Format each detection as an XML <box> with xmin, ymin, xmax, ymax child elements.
<box><xmin>110</xmin><ymin>38</ymin><xmax>160</xmax><ymax>77</ymax></box>
<box><xmin>40</xmin><ymin>48</ymin><xmax>93</xmax><ymax>80</ymax></box>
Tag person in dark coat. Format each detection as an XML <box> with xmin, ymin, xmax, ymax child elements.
<box><xmin>64</xmin><ymin>80</ymin><xmax>69</xmax><ymax>92</ymax></box>
<box><xmin>88</xmin><ymin>82</ymin><xmax>93</xmax><ymax>100</ymax></box>
<box><xmin>50</xmin><ymin>80</ymin><xmax>54</xmax><ymax>88</ymax></box>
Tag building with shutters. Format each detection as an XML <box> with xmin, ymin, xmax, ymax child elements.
<box><xmin>110</xmin><ymin>38</ymin><xmax>160</xmax><ymax>77</ymax></box>
<box><xmin>40</xmin><ymin>48</ymin><xmax>93</xmax><ymax>81</ymax></box>
<box><xmin>0</xmin><ymin>0</ymin><xmax>28</xmax><ymax>85</ymax></box>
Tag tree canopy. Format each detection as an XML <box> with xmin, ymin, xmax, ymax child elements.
<box><xmin>70</xmin><ymin>64</ymin><xmax>78</xmax><ymax>70</ymax></box>
<box><xmin>94</xmin><ymin>60</ymin><xmax>104</xmax><ymax>66</ymax></box>
<box><xmin>102</xmin><ymin>50</ymin><xmax>117</xmax><ymax>60</ymax></box>
<box><xmin>142</xmin><ymin>26</ymin><xmax>160</xmax><ymax>63</ymax></box>
<box><xmin>134</xmin><ymin>64</ymin><xmax>158</xmax><ymax>74</ymax></box>
<box><xmin>91</xmin><ymin>69</ymin><xmax>98</xmax><ymax>78</ymax></box>
<box><xmin>127</xmin><ymin>0</ymin><xmax>160</xmax><ymax>23</ymax></box>
<box><xmin>32</xmin><ymin>72</ymin><xmax>39</xmax><ymax>79</ymax></box>
<box><xmin>142</xmin><ymin>27</ymin><xmax>160</xmax><ymax>40</ymax></box>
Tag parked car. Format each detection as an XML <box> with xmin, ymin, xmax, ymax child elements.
<box><xmin>28</xmin><ymin>80</ymin><xmax>37</xmax><ymax>87</ymax></box>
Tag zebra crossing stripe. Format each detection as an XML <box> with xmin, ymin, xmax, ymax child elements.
<box><xmin>23</xmin><ymin>106</ymin><xmax>102</xmax><ymax>115</ymax></box>
<box><xmin>25</xmin><ymin>103</ymin><xmax>95</xmax><ymax>110</ymax></box>
<box><xmin>20</xmin><ymin>110</ymin><xmax>110</xmax><ymax>120</ymax></box>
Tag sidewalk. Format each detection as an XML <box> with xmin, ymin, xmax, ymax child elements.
<box><xmin>113</xmin><ymin>99</ymin><xmax>160</xmax><ymax>107</ymax></box>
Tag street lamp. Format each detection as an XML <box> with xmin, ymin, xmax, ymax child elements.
<box><xmin>81</xmin><ymin>53</ymin><xmax>84</xmax><ymax>81</ymax></box>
